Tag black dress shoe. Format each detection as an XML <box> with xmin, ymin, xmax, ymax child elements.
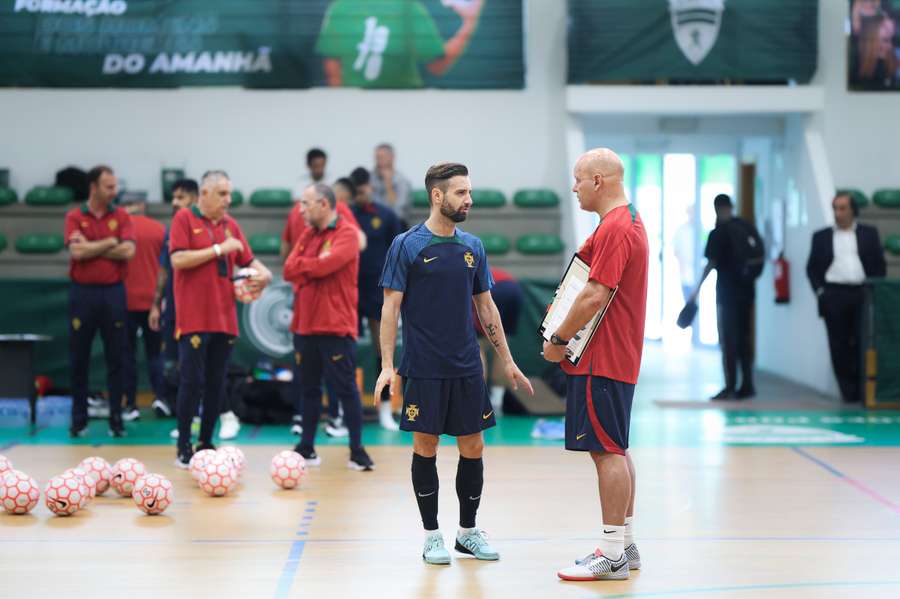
<box><xmin>711</xmin><ymin>388</ymin><xmax>736</xmax><ymax>400</ymax></box>
<box><xmin>736</xmin><ymin>387</ymin><xmax>756</xmax><ymax>399</ymax></box>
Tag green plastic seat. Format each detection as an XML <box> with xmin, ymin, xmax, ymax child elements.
<box><xmin>0</xmin><ymin>233</ymin><xmax>7</xmax><ymax>253</ymax></box>
<box><xmin>837</xmin><ymin>189</ymin><xmax>869</xmax><ymax>210</ymax></box>
<box><xmin>479</xmin><ymin>233</ymin><xmax>511</xmax><ymax>255</ymax></box>
<box><xmin>471</xmin><ymin>189</ymin><xmax>506</xmax><ymax>208</ymax></box>
<box><xmin>412</xmin><ymin>189</ymin><xmax>430</xmax><ymax>208</ymax></box>
<box><xmin>250</xmin><ymin>188</ymin><xmax>292</xmax><ymax>208</ymax></box>
<box><xmin>230</xmin><ymin>190</ymin><xmax>244</xmax><ymax>208</ymax></box>
<box><xmin>161</xmin><ymin>168</ymin><xmax>185</xmax><ymax>203</ymax></box>
<box><xmin>16</xmin><ymin>233</ymin><xmax>65</xmax><ymax>254</ymax></box>
<box><xmin>248</xmin><ymin>234</ymin><xmax>281</xmax><ymax>255</ymax></box>
<box><xmin>0</xmin><ymin>186</ymin><xmax>16</xmax><ymax>206</ymax></box>
<box><xmin>513</xmin><ymin>189</ymin><xmax>560</xmax><ymax>209</ymax></box>
<box><xmin>873</xmin><ymin>189</ymin><xmax>900</xmax><ymax>209</ymax></box>
<box><xmin>516</xmin><ymin>233</ymin><xmax>564</xmax><ymax>255</ymax></box>
<box><xmin>25</xmin><ymin>186</ymin><xmax>73</xmax><ymax>206</ymax></box>
<box><xmin>885</xmin><ymin>235</ymin><xmax>900</xmax><ymax>256</ymax></box>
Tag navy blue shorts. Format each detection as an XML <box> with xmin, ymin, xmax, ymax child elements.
<box><xmin>400</xmin><ymin>375</ymin><xmax>496</xmax><ymax>437</ymax></box>
<box><xmin>565</xmin><ymin>375</ymin><xmax>634</xmax><ymax>455</ymax></box>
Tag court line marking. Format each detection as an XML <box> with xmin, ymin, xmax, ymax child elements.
<box><xmin>792</xmin><ymin>446</ymin><xmax>900</xmax><ymax>515</ymax></box>
<box><xmin>273</xmin><ymin>500</ymin><xmax>317</xmax><ymax>599</ymax></box>
<box><xmin>595</xmin><ymin>580</ymin><xmax>900</xmax><ymax>598</ymax></box>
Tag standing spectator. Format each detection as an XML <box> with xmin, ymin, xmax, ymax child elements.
<box><xmin>807</xmin><ymin>193</ymin><xmax>886</xmax><ymax>403</ymax></box>
<box><xmin>120</xmin><ymin>197</ymin><xmax>166</xmax><ymax>421</ymax></box>
<box><xmin>284</xmin><ymin>183</ymin><xmax>374</xmax><ymax>471</ymax></box>
<box><xmin>691</xmin><ymin>194</ymin><xmax>762</xmax><ymax>400</ymax></box>
<box><xmin>349</xmin><ymin>168</ymin><xmax>404</xmax><ymax>430</ymax></box>
<box><xmin>169</xmin><ymin>170</ymin><xmax>272</xmax><ymax>467</ymax></box>
<box><xmin>64</xmin><ymin>165</ymin><xmax>135</xmax><ymax>438</ymax></box>
<box><xmin>372</xmin><ymin>143</ymin><xmax>413</xmax><ymax>222</ymax></box>
<box><xmin>149</xmin><ymin>178</ymin><xmax>198</xmax><ymax>418</ymax></box>
<box><xmin>292</xmin><ymin>148</ymin><xmax>329</xmax><ymax>201</ymax></box>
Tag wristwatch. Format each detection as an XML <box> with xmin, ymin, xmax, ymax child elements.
<box><xmin>550</xmin><ymin>333</ymin><xmax>570</xmax><ymax>346</ymax></box>
<box><xmin>213</xmin><ymin>243</ymin><xmax>222</xmax><ymax>257</ymax></box>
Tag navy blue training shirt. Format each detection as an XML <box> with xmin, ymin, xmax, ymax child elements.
<box><xmin>351</xmin><ymin>201</ymin><xmax>403</xmax><ymax>275</ymax></box>
<box><xmin>380</xmin><ymin>223</ymin><xmax>494</xmax><ymax>379</ymax></box>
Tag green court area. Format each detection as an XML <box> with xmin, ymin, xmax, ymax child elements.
<box><xmin>3</xmin><ymin>409</ymin><xmax>900</xmax><ymax>449</ymax></box>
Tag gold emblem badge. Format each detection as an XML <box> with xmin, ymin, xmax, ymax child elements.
<box><xmin>405</xmin><ymin>404</ymin><xmax>420</xmax><ymax>422</ymax></box>
<box><xmin>319</xmin><ymin>240</ymin><xmax>332</xmax><ymax>256</ymax></box>
<box><xmin>371</xmin><ymin>216</ymin><xmax>382</xmax><ymax>230</ymax></box>
<box><xmin>225</xmin><ymin>229</ymin><xmax>233</xmax><ymax>238</ymax></box>
<box><xmin>190</xmin><ymin>335</ymin><xmax>202</xmax><ymax>349</ymax></box>
<box><xmin>295</xmin><ymin>352</ymin><xmax>302</xmax><ymax>366</ymax></box>
<box><xmin>108</xmin><ymin>219</ymin><xmax>118</xmax><ymax>231</ymax></box>
<box><xmin>72</xmin><ymin>318</ymin><xmax>81</xmax><ymax>331</ymax></box>
<box><xmin>464</xmin><ymin>251</ymin><xmax>475</xmax><ymax>268</ymax></box>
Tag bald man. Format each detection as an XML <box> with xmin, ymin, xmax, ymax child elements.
<box><xmin>544</xmin><ymin>149</ymin><xmax>649</xmax><ymax>582</ymax></box>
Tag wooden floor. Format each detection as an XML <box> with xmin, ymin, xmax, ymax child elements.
<box><xmin>3</xmin><ymin>443</ymin><xmax>900</xmax><ymax>598</ymax></box>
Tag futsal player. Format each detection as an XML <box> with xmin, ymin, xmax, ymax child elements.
<box><xmin>374</xmin><ymin>162</ymin><xmax>533</xmax><ymax>565</ymax></box>
<box><xmin>542</xmin><ymin>149</ymin><xmax>648</xmax><ymax>581</ymax></box>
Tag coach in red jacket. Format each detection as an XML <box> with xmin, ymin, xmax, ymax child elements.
<box><xmin>283</xmin><ymin>183</ymin><xmax>373</xmax><ymax>471</ymax></box>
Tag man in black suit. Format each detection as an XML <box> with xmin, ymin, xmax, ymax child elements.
<box><xmin>806</xmin><ymin>193</ymin><xmax>886</xmax><ymax>403</ymax></box>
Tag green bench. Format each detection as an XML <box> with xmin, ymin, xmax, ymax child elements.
<box><xmin>0</xmin><ymin>186</ymin><xmax>16</xmax><ymax>206</ymax></box>
<box><xmin>513</xmin><ymin>189</ymin><xmax>560</xmax><ymax>209</ymax></box>
<box><xmin>16</xmin><ymin>233</ymin><xmax>65</xmax><ymax>254</ymax></box>
<box><xmin>248</xmin><ymin>234</ymin><xmax>281</xmax><ymax>255</ymax></box>
<box><xmin>479</xmin><ymin>233</ymin><xmax>511</xmax><ymax>256</ymax></box>
<box><xmin>250</xmin><ymin>188</ymin><xmax>292</xmax><ymax>208</ymax></box>
<box><xmin>885</xmin><ymin>235</ymin><xmax>900</xmax><ymax>256</ymax></box>
<box><xmin>471</xmin><ymin>189</ymin><xmax>506</xmax><ymax>208</ymax></box>
<box><xmin>230</xmin><ymin>190</ymin><xmax>245</xmax><ymax>208</ymax></box>
<box><xmin>25</xmin><ymin>186</ymin><xmax>73</xmax><ymax>206</ymax></box>
<box><xmin>516</xmin><ymin>233</ymin><xmax>564</xmax><ymax>255</ymax></box>
<box><xmin>873</xmin><ymin>189</ymin><xmax>900</xmax><ymax>209</ymax></box>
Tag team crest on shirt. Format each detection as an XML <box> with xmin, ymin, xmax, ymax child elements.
<box><xmin>405</xmin><ymin>404</ymin><xmax>420</xmax><ymax>422</ymax></box>
<box><xmin>190</xmin><ymin>335</ymin><xmax>202</xmax><ymax>349</ymax></box>
<box><xmin>192</xmin><ymin>228</ymin><xmax>203</xmax><ymax>235</ymax></box>
<box><xmin>71</xmin><ymin>318</ymin><xmax>81</xmax><ymax>331</ymax></box>
<box><xmin>225</xmin><ymin>229</ymin><xmax>233</xmax><ymax>238</ymax></box>
<box><xmin>80</xmin><ymin>221</ymin><xmax>88</xmax><ymax>228</ymax></box>
<box><xmin>371</xmin><ymin>216</ymin><xmax>382</xmax><ymax>230</ymax></box>
<box><xmin>108</xmin><ymin>219</ymin><xmax>118</xmax><ymax>231</ymax></box>
<box><xmin>319</xmin><ymin>240</ymin><xmax>332</xmax><ymax>256</ymax></box>
<box><xmin>464</xmin><ymin>251</ymin><xmax>475</xmax><ymax>268</ymax></box>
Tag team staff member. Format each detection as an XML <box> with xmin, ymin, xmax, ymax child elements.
<box><xmin>121</xmin><ymin>197</ymin><xmax>166</xmax><ymax>421</ymax></box>
<box><xmin>169</xmin><ymin>171</ymin><xmax>272</xmax><ymax>467</ymax></box>
<box><xmin>545</xmin><ymin>149</ymin><xmax>648</xmax><ymax>582</ymax></box>
<box><xmin>284</xmin><ymin>184</ymin><xmax>373</xmax><ymax>471</ymax></box>
<box><xmin>64</xmin><ymin>165</ymin><xmax>136</xmax><ymax>438</ymax></box>
<box><xmin>807</xmin><ymin>192</ymin><xmax>886</xmax><ymax>402</ymax></box>
<box><xmin>149</xmin><ymin>178</ymin><xmax>198</xmax><ymax>417</ymax></box>
<box><xmin>349</xmin><ymin>167</ymin><xmax>404</xmax><ymax>431</ymax></box>
<box><xmin>375</xmin><ymin>162</ymin><xmax>532</xmax><ymax>565</ymax></box>
<box><xmin>280</xmin><ymin>178</ymin><xmax>365</xmax><ymax>259</ymax></box>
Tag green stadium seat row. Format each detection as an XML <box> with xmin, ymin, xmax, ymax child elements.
<box><xmin>885</xmin><ymin>235</ymin><xmax>900</xmax><ymax>256</ymax></box>
<box><xmin>250</xmin><ymin>188</ymin><xmax>292</xmax><ymax>208</ymax></box>
<box><xmin>25</xmin><ymin>186</ymin><xmax>73</xmax><ymax>206</ymax></box>
<box><xmin>248</xmin><ymin>233</ymin><xmax>281</xmax><ymax>255</ymax></box>
<box><xmin>873</xmin><ymin>189</ymin><xmax>900</xmax><ymax>209</ymax></box>
<box><xmin>478</xmin><ymin>233</ymin><xmax>564</xmax><ymax>256</ymax></box>
<box><xmin>0</xmin><ymin>186</ymin><xmax>17</xmax><ymax>206</ymax></box>
<box><xmin>230</xmin><ymin>190</ymin><xmax>244</xmax><ymax>207</ymax></box>
<box><xmin>411</xmin><ymin>188</ymin><xmax>561</xmax><ymax>209</ymax></box>
<box><xmin>15</xmin><ymin>233</ymin><xmax>65</xmax><ymax>254</ymax></box>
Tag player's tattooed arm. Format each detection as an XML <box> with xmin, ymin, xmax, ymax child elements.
<box><xmin>474</xmin><ymin>291</ymin><xmax>534</xmax><ymax>395</ymax></box>
<box><xmin>484</xmin><ymin>322</ymin><xmax>501</xmax><ymax>350</ymax></box>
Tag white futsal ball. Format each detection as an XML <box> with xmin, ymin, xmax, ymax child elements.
<box><xmin>198</xmin><ymin>457</ymin><xmax>238</xmax><ymax>497</ymax></box>
<box><xmin>270</xmin><ymin>450</ymin><xmax>306</xmax><ymax>490</ymax></box>
<box><xmin>233</xmin><ymin>268</ymin><xmax>262</xmax><ymax>304</ymax></box>
<box><xmin>111</xmin><ymin>458</ymin><xmax>147</xmax><ymax>497</ymax></box>
<box><xmin>132</xmin><ymin>473</ymin><xmax>174</xmax><ymax>515</ymax></box>
<box><xmin>1</xmin><ymin>469</ymin><xmax>41</xmax><ymax>515</ymax></box>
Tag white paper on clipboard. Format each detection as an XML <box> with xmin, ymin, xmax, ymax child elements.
<box><xmin>539</xmin><ymin>254</ymin><xmax>617</xmax><ymax>366</ymax></box>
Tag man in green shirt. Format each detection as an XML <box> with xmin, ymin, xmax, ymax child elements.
<box><xmin>316</xmin><ymin>0</ymin><xmax>483</xmax><ymax>88</ymax></box>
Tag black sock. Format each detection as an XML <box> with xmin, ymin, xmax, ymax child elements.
<box><xmin>411</xmin><ymin>453</ymin><xmax>439</xmax><ymax>531</ymax></box>
<box><xmin>456</xmin><ymin>456</ymin><xmax>484</xmax><ymax>529</ymax></box>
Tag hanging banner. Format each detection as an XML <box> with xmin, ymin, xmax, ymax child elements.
<box><xmin>568</xmin><ymin>0</ymin><xmax>818</xmax><ymax>84</ymax></box>
<box><xmin>0</xmin><ymin>0</ymin><xmax>524</xmax><ymax>89</ymax></box>
<box><xmin>847</xmin><ymin>0</ymin><xmax>899</xmax><ymax>91</ymax></box>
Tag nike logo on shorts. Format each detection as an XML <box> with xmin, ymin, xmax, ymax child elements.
<box><xmin>576</xmin><ymin>433</ymin><xmax>586</xmax><ymax>440</ymax></box>
<box><xmin>331</xmin><ymin>354</ymin><xmax>343</xmax><ymax>362</ymax></box>
<box><xmin>469</xmin><ymin>495</ymin><xmax>481</xmax><ymax>501</ymax></box>
<box><xmin>417</xmin><ymin>491</ymin><xmax>436</xmax><ymax>498</ymax></box>
<box><xmin>423</xmin><ymin>256</ymin><xmax>438</xmax><ymax>263</ymax></box>
<box><xmin>482</xmin><ymin>411</ymin><xmax>493</xmax><ymax>420</ymax></box>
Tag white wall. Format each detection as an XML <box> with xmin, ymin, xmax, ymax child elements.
<box><xmin>0</xmin><ymin>0</ymin><xmax>569</xmax><ymax>205</ymax></box>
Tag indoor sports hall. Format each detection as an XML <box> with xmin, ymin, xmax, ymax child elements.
<box><xmin>2</xmin><ymin>2</ymin><xmax>900</xmax><ymax>598</ymax></box>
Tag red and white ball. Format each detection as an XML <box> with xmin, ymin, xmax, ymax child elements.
<box><xmin>132</xmin><ymin>473</ymin><xmax>174</xmax><ymax>515</ymax></box>
<box><xmin>189</xmin><ymin>449</ymin><xmax>218</xmax><ymax>483</ymax></box>
<box><xmin>270</xmin><ymin>450</ymin><xmax>306</xmax><ymax>490</ymax></box>
<box><xmin>64</xmin><ymin>467</ymin><xmax>98</xmax><ymax>500</ymax></box>
<box><xmin>217</xmin><ymin>446</ymin><xmax>246</xmax><ymax>475</ymax></box>
<box><xmin>197</xmin><ymin>457</ymin><xmax>238</xmax><ymax>497</ymax></box>
<box><xmin>1</xmin><ymin>469</ymin><xmax>40</xmax><ymax>515</ymax></box>
<box><xmin>233</xmin><ymin>267</ymin><xmax>262</xmax><ymax>304</ymax></box>
<box><xmin>60</xmin><ymin>469</ymin><xmax>92</xmax><ymax>508</ymax></box>
<box><xmin>44</xmin><ymin>475</ymin><xmax>84</xmax><ymax>516</ymax></box>
<box><xmin>79</xmin><ymin>457</ymin><xmax>112</xmax><ymax>495</ymax></box>
<box><xmin>0</xmin><ymin>455</ymin><xmax>12</xmax><ymax>477</ymax></box>
<box><xmin>111</xmin><ymin>458</ymin><xmax>146</xmax><ymax>497</ymax></box>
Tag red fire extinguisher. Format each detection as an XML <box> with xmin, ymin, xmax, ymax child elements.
<box><xmin>774</xmin><ymin>252</ymin><xmax>790</xmax><ymax>304</ymax></box>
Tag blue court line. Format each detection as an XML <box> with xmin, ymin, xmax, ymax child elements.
<box><xmin>792</xmin><ymin>446</ymin><xmax>900</xmax><ymax>515</ymax></box>
<box><xmin>273</xmin><ymin>541</ymin><xmax>306</xmax><ymax>599</ymax></box>
<box><xmin>595</xmin><ymin>580</ymin><xmax>900</xmax><ymax>598</ymax></box>
<box><xmin>791</xmin><ymin>446</ymin><xmax>844</xmax><ymax>477</ymax></box>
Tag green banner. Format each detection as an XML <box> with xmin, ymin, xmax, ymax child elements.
<box><xmin>0</xmin><ymin>0</ymin><xmax>523</xmax><ymax>89</ymax></box>
<box><xmin>568</xmin><ymin>0</ymin><xmax>818</xmax><ymax>84</ymax></box>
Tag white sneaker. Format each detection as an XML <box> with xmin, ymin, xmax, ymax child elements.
<box><xmin>290</xmin><ymin>415</ymin><xmax>303</xmax><ymax>436</ymax></box>
<box><xmin>122</xmin><ymin>408</ymin><xmax>140</xmax><ymax>422</ymax></box>
<box><xmin>558</xmin><ymin>550</ymin><xmax>629</xmax><ymax>581</ymax></box>
<box><xmin>378</xmin><ymin>402</ymin><xmax>400</xmax><ymax>431</ymax></box>
<box><xmin>170</xmin><ymin>416</ymin><xmax>201</xmax><ymax>439</ymax></box>
<box><xmin>324</xmin><ymin>417</ymin><xmax>348</xmax><ymax>438</ymax></box>
<box><xmin>219</xmin><ymin>411</ymin><xmax>241</xmax><ymax>440</ymax></box>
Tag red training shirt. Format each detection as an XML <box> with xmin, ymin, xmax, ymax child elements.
<box><xmin>124</xmin><ymin>214</ymin><xmax>166</xmax><ymax>311</ymax></box>
<box><xmin>64</xmin><ymin>203</ymin><xmax>135</xmax><ymax>285</ymax></box>
<box><xmin>561</xmin><ymin>204</ymin><xmax>649</xmax><ymax>385</ymax></box>
<box><xmin>284</xmin><ymin>214</ymin><xmax>359</xmax><ymax>339</ymax></box>
<box><xmin>169</xmin><ymin>206</ymin><xmax>254</xmax><ymax>337</ymax></box>
<box><xmin>281</xmin><ymin>201</ymin><xmax>360</xmax><ymax>250</ymax></box>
